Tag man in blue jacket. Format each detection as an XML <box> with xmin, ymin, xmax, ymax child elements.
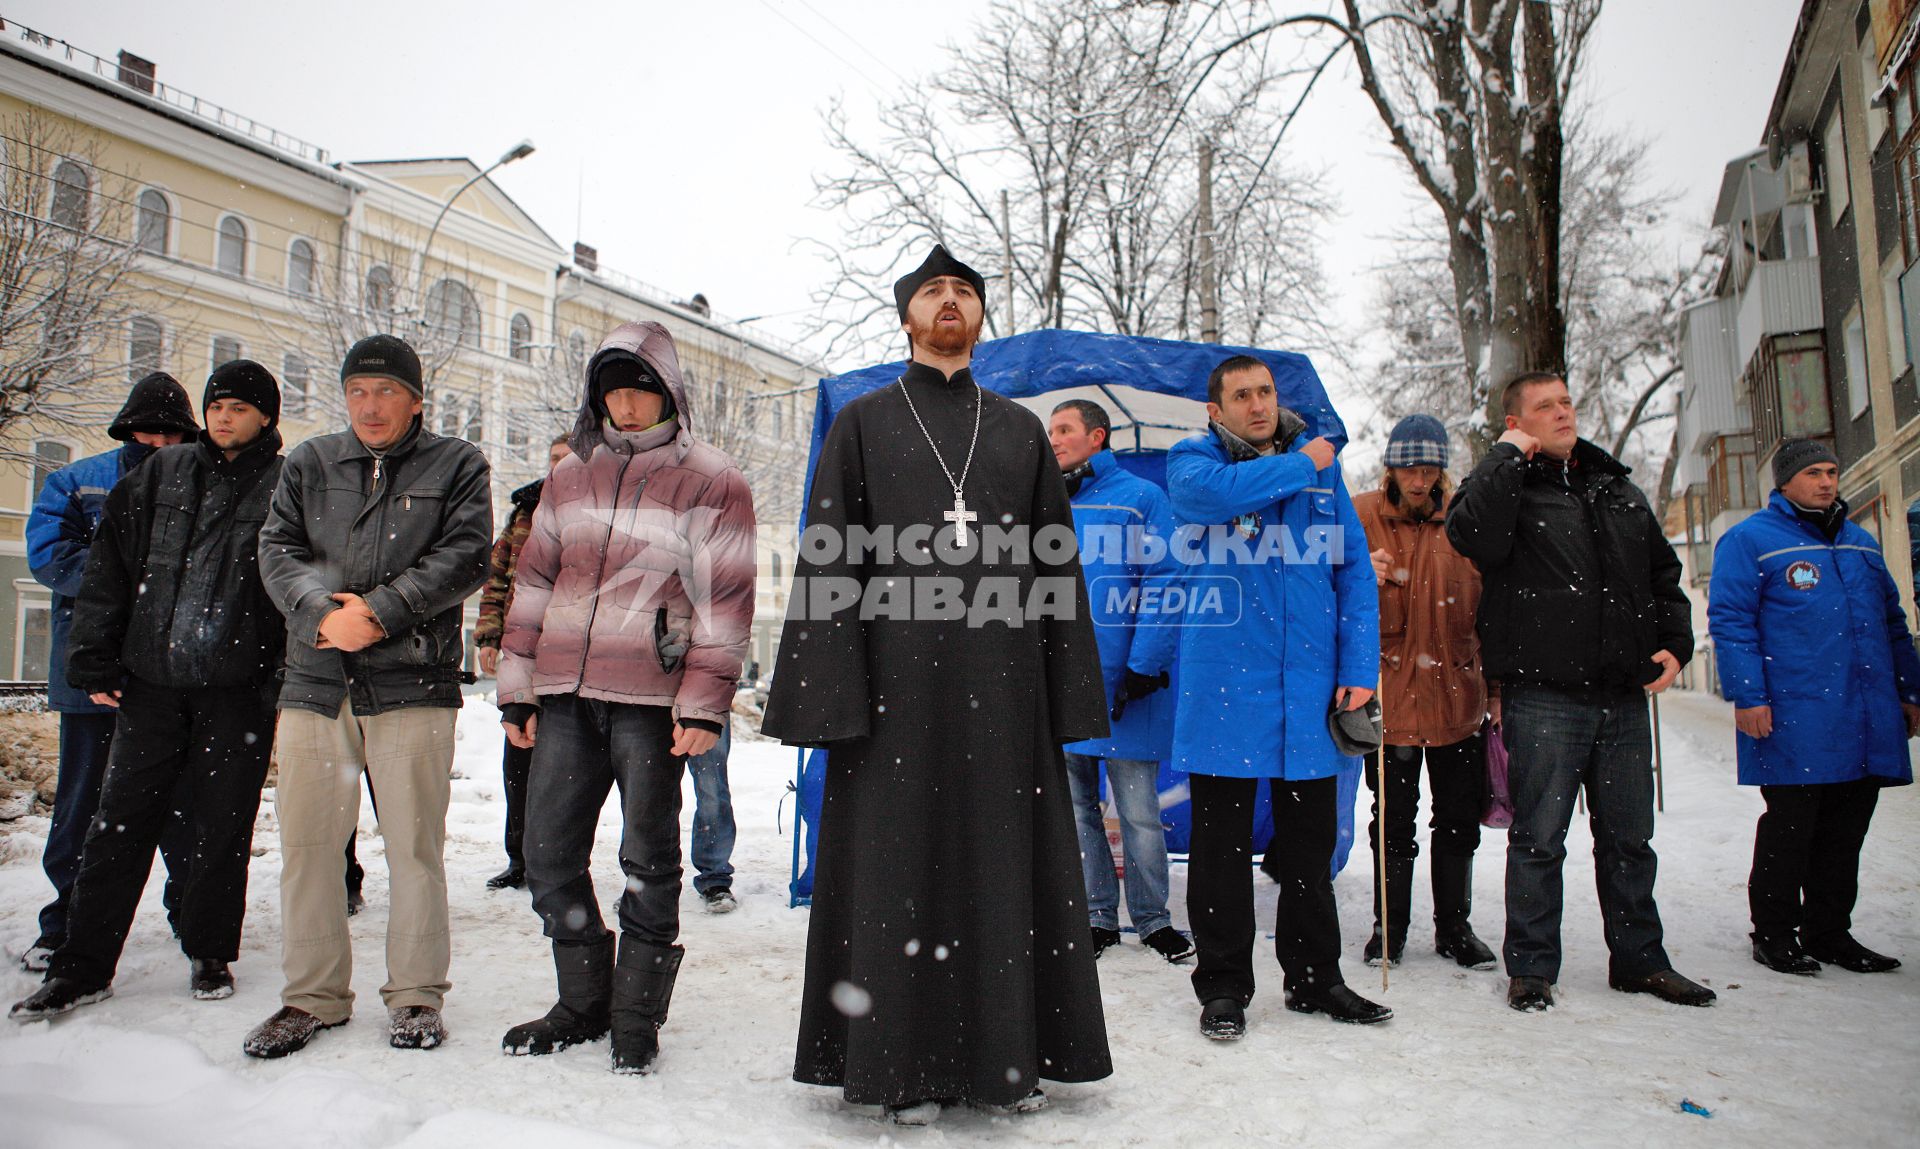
<box><xmin>1708</xmin><ymin>439</ymin><xmax>1920</xmax><ymax>976</ymax></box>
<box><xmin>1048</xmin><ymin>398</ymin><xmax>1192</xmax><ymax>965</ymax></box>
<box><xmin>20</xmin><ymin>373</ymin><xmax>197</xmax><ymax>972</ymax></box>
<box><xmin>1161</xmin><ymin>355</ymin><xmax>1387</xmax><ymax>1039</ymax></box>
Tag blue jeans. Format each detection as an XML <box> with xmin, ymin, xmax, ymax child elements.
<box><xmin>686</xmin><ymin>723</ymin><xmax>735</xmax><ymax>895</ymax></box>
<box><xmin>1063</xmin><ymin>753</ymin><xmax>1172</xmax><ymax>937</ymax></box>
<box><xmin>38</xmin><ymin>712</ymin><xmax>187</xmax><ymax>944</ymax></box>
<box><xmin>1502</xmin><ymin>686</ymin><xmax>1670</xmax><ymax>983</ymax></box>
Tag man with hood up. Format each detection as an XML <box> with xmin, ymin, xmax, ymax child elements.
<box><xmin>495</xmin><ymin>321</ymin><xmax>756</xmax><ymax>1076</ymax></box>
<box><xmin>20</xmin><ymin>372</ymin><xmax>199</xmax><ymax>972</ymax></box>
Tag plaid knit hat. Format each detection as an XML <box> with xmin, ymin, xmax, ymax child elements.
<box><xmin>1383</xmin><ymin>414</ymin><xmax>1449</xmax><ymax>469</ymax></box>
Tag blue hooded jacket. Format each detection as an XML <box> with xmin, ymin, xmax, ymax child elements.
<box><xmin>1145</xmin><ymin>419</ymin><xmax>1378</xmax><ymax>780</ymax></box>
<box><xmin>26</xmin><ymin>442</ymin><xmax>153</xmax><ymax>713</ymax></box>
<box><xmin>1707</xmin><ymin>490</ymin><xmax>1920</xmax><ymax>786</ymax></box>
<box><xmin>1064</xmin><ymin>450</ymin><xmax>1179</xmax><ymax>762</ymax></box>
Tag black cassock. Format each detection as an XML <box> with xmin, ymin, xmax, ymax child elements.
<box><xmin>763</xmin><ymin>360</ymin><xmax>1113</xmax><ymax>1107</ymax></box>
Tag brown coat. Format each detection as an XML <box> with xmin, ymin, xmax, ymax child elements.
<box><xmin>1354</xmin><ymin>485</ymin><xmax>1486</xmax><ymax>747</ymax></box>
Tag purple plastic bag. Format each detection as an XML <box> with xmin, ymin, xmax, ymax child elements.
<box><xmin>1483</xmin><ymin>721</ymin><xmax>1514</xmax><ymax>829</ymax></box>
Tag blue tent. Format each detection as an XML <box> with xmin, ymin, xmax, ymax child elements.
<box><xmin>787</xmin><ymin>329</ymin><xmax>1363</xmax><ymax>906</ymax></box>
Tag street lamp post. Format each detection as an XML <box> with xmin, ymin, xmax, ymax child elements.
<box><xmin>413</xmin><ymin>138</ymin><xmax>535</xmax><ymax>320</ymax></box>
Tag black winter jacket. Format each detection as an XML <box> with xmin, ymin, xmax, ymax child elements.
<box><xmin>67</xmin><ymin>431</ymin><xmax>286</xmax><ymax>694</ymax></box>
<box><xmin>1445</xmin><ymin>437</ymin><xmax>1692</xmax><ymax>693</ymax></box>
<box><xmin>259</xmin><ymin>419</ymin><xmax>492</xmax><ymax>716</ymax></box>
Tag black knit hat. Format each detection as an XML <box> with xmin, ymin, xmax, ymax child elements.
<box><xmin>893</xmin><ymin>243</ymin><xmax>987</xmax><ymax>322</ymax></box>
<box><xmin>109</xmin><ymin>372</ymin><xmax>199</xmax><ymax>442</ymax></box>
<box><xmin>1772</xmin><ymin>438</ymin><xmax>1839</xmax><ymax>488</ymax></box>
<box><xmin>204</xmin><ymin>359</ymin><xmax>281</xmax><ymax>425</ymax></box>
<box><xmin>340</xmin><ymin>333</ymin><xmax>424</xmax><ymax>398</ymax></box>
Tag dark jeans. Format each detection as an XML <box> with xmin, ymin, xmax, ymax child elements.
<box><xmin>1188</xmin><ymin>773</ymin><xmax>1342</xmax><ymax>1004</ymax></box>
<box><xmin>38</xmin><ymin>712</ymin><xmax>188</xmax><ymax>944</ymax></box>
<box><xmin>686</xmin><ymin>722</ymin><xmax>735</xmax><ymax>895</ymax></box>
<box><xmin>524</xmin><ymin>694</ymin><xmax>685</xmax><ymax>945</ymax></box>
<box><xmin>1749</xmin><ymin>778</ymin><xmax>1880</xmax><ymax>945</ymax></box>
<box><xmin>49</xmin><ymin>680</ymin><xmax>276</xmax><ymax>987</ymax></box>
<box><xmin>501</xmin><ymin>736</ymin><xmax>532</xmax><ymax>869</ymax></box>
<box><xmin>1501</xmin><ymin>685</ymin><xmax>1669</xmax><ymax>982</ymax></box>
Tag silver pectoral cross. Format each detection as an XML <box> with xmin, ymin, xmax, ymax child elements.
<box><xmin>944</xmin><ymin>495</ymin><xmax>978</xmax><ymax>548</ymax></box>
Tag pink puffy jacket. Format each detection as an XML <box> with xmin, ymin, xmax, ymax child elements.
<box><xmin>496</xmin><ymin>322</ymin><xmax>756</xmax><ymax>727</ymax></box>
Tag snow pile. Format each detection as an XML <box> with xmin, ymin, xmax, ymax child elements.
<box><xmin>1</xmin><ymin>689</ymin><xmax>1915</xmax><ymax>1146</ymax></box>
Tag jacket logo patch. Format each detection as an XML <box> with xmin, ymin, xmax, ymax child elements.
<box><xmin>1783</xmin><ymin>560</ymin><xmax>1821</xmax><ymax>591</ymax></box>
<box><xmin>1232</xmin><ymin>512</ymin><xmax>1262</xmax><ymax>539</ymax></box>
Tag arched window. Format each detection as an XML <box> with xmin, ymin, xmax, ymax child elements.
<box><xmin>509</xmin><ymin>313</ymin><xmax>534</xmax><ymax>362</ymax></box>
<box><xmin>51</xmin><ymin>160</ymin><xmax>90</xmax><ymax>229</ymax></box>
<box><xmin>216</xmin><ymin>216</ymin><xmax>247</xmax><ymax>277</ymax></box>
<box><xmin>425</xmin><ymin>279</ymin><xmax>481</xmax><ymax>349</ymax></box>
<box><xmin>32</xmin><ymin>441</ymin><xmax>72</xmax><ymax>500</ymax></box>
<box><xmin>128</xmin><ymin>316</ymin><xmax>164</xmax><ymax>382</ymax></box>
<box><xmin>365</xmin><ymin>266</ymin><xmax>396</xmax><ymax>316</ymax></box>
<box><xmin>135</xmin><ymin>189</ymin><xmax>170</xmax><ymax>254</ymax></box>
<box><xmin>287</xmin><ymin>238</ymin><xmax>315</xmax><ymax>297</ymax></box>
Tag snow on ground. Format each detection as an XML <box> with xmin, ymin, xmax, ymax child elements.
<box><xmin>0</xmin><ymin>688</ymin><xmax>1915</xmax><ymax>1148</ymax></box>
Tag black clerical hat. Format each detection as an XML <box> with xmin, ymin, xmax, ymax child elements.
<box><xmin>893</xmin><ymin>243</ymin><xmax>987</xmax><ymax>321</ymax></box>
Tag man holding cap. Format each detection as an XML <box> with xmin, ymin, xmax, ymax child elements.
<box><xmin>12</xmin><ymin>361</ymin><xmax>286</xmax><ymax>1020</ymax></box>
<box><xmin>248</xmin><ymin>334</ymin><xmax>491</xmax><ymax>1058</ymax></box>
<box><xmin>20</xmin><ymin>373</ymin><xmax>198</xmax><ymax>972</ymax></box>
<box><xmin>1709</xmin><ymin>439</ymin><xmax>1920</xmax><ymax>976</ymax></box>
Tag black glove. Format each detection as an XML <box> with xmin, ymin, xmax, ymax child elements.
<box><xmin>1111</xmin><ymin>669</ymin><xmax>1169</xmax><ymax>722</ymax></box>
<box><xmin>500</xmin><ymin>702</ymin><xmax>539</xmax><ymax>732</ymax></box>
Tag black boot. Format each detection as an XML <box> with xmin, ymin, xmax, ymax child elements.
<box><xmin>610</xmin><ymin>936</ymin><xmax>683</xmax><ymax>1075</ymax></box>
<box><xmin>1364</xmin><ymin>855</ymin><xmax>1412</xmax><ymax>966</ymax></box>
<box><xmin>1431</xmin><ymin>853</ymin><xmax>1496</xmax><ymax>970</ymax></box>
<box><xmin>502</xmin><ymin>934</ymin><xmax>615</xmax><ymax>1056</ymax></box>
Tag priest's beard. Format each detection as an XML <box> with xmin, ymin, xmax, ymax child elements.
<box><xmin>908</xmin><ymin>307</ymin><xmax>984</xmax><ymax>360</ymax></box>
<box><xmin>1385</xmin><ymin>476</ymin><xmax>1443</xmax><ymax>522</ymax></box>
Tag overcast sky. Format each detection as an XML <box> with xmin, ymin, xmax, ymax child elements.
<box><xmin>14</xmin><ymin>0</ymin><xmax>1804</xmax><ymax>410</ymax></box>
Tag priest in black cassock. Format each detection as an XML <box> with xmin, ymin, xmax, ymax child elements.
<box><xmin>762</xmin><ymin>245</ymin><xmax>1113</xmax><ymax>1124</ymax></box>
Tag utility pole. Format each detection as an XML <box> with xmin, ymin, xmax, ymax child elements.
<box><xmin>1198</xmin><ymin>139</ymin><xmax>1219</xmax><ymax>344</ymax></box>
<box><xmin>1001</xmin><ymin>188</ymin><xmax>1015</xmax><ymax>335</ymax></box>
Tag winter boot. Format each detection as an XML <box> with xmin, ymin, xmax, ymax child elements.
<box><xmin>190</xmin><ymin>958</ymin><xmax>235</xmax><ymax>1000</ymax></box>
<box><xmin>242</xmin><ymin>1006</ymin><xmax>346</xmax><ymax>1058</ymax></box>
<box><xmin>1431</xmin><ymin>853</ymin><xmax>1496</xmax><ymax>970</ymax></box>
<box><xmin>609</xmin><ymin>936</ymin><xmax>683</xmax><ymax>1075</ymax></box>
<box><xmin>10</xmin><ymin>977</ymin><xmax>112</xmax><ymax>1022</ymax></box>
<box><xmin>503</xmin><ymin>934</ymin><xmax>615</xmax><ymax>1056</ymax></box>
<box><xmin>1363</xmin><ymin>855</ymin><xmax>1412</xmax><ymax>966</ymax></box>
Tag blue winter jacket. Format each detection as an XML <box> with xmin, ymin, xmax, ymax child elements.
<box><xmin>1707</xmin><ymin>490</ymin><xmax>1920</xmax><ymax>786</ymax></box>
<box><xmin>1146</xmin><ymin>420</ymin><xmax>1379</xmax><ymax>780</ymax></box>
<box><xmin>26</xmin><ymin>442</ymin><xmax>153</xmax><ymax>713</ymax></box>
<box><xmin>1064</xmin><ymin>450</ymin><xmax>1179</xmax><ymax>762</ymax></box>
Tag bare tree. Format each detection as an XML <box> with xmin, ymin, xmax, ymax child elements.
<box><xmin>804</xmin><ymin>0</ymin><xmax>1339</xmax><ymax>363</ymax></box>
<box><xmin>0</xmin><ymin>109</ymin><xmax>160</xmax><ymax>460</ymax></box>
<box><xmin>1323</xmin><ymin>0</ymin><xmax>1603</xmax><ymax>449</ymax></box>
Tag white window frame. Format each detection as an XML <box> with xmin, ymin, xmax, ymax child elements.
<box><xmin>1885</xmin><ymin>266</ymin><xmax>1909</xmax><ymax>375</ymax></box>
<box><xmin>281</xmin><ymin>350</ymin><xmax>311</xmax><ymax>418</ymax></box>
<box><xmin>210</xmin><ymin>333</ymin><xmax>244</xmax><ymax>374</ymax></box>
<box><xmin>285</xmin><ymin>236</ymin><xmax>317</xmax><ymax>297</ymax></box>
<box><xmin>1844</xmin><ymin>310</ymin><xmax>1870</xmax><ymax>420</ymax></box>
<box><xmin>1825</xmin><ymin>106</ymin><xmax>1852</xmax><ymax>225</ymax></box>
<box><xmin>14</xmin><ymin>586</ymin><xmax>54</xmax><ymax>681</ymax></box>
<box><xmin>48</xmin><ymin>157</ymin><xmax>91</xmax><ymax>231</ymax></box>
<box><xmin>128</xmin><ymin>314</ymin><xmax>166</xmax><ymax>381</ymax></box>
<box><xmin>133</xmin><ymin>185</ymin><xmax>173</xmax><ymax>256</ymax></box>
<box><xmin>215</xmin><ymin>214</ymin><xmax>250</xmax><ymax>279</ymax></box>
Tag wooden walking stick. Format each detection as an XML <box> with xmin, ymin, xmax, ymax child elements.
<box><xmin>1652</xmin><ymin>693</ymin><xmax>1666</xmax><ymax>814</ymax></box>
<box><xmin>1375</xmin><ymin>695</ymin><xmax>1390</xmax><ymax>993</ymax></box>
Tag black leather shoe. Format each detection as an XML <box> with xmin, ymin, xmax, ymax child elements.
<box><xmin>1804</xmin><ymin>933</ymin><xmax>1901</xmax><ymax>973</ymax></box>
<box><xmin>1435</xmin><ymin>926</ymin><xmax>1498</xmax><ymax>971</ymax></box>
<box><xmin>1609</xmin><ymin>968</ymin><xmax>1716</xmax><ymax>1006</ymax></box>
<box><xmin>1090</xmin><ymin>927</ymin><xmax>1122</xmax><ymax>959</ymax></box>
<box><xmin>1199</xmin><ymin>997</ymin><xmax>1246</xmax><ymax>1040</ymax></box>
<box><xmin>1507</xmin><ymin>976</ymin><xmax>1553</xmax><ymax>1012</ymax></box>
<box><xmin>1284</xmin><ymin>984</ymin><xmax>1393</xmax><ymax>1024</ymax></box>
<box><xmin>1751</xmin><ymin>933</ymin><xmax>1820</xmax><ymax>976</ymax></box>
<box><xmin>486</xmin><ymin>866</ymin><xmax>526</xmax><ymax>891</ymax></box>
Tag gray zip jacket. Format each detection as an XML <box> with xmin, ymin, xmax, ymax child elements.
<box><xmin>259</xmin><ymin>419</ymin><xmax>492</xmax><ymax>715</ymax></box>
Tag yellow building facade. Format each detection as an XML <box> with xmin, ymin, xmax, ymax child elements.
<box><xmin>0</xmin><ymin>29</ymin><xmax>813</xmax><ymax>681</ymax></box>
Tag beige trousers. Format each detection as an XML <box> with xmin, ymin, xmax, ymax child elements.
<box><xmin>274</xmin><ymin>702</ymin><xmax>454</xmax><ymax>1022</ymax></box>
